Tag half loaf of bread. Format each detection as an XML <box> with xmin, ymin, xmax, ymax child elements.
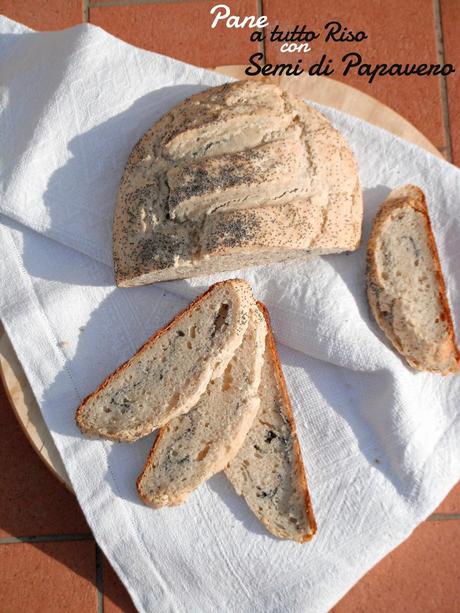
<box><xmin>367</xmin><ymin>185</ymin><xmax>459</xmax><ymax>374</ymax></box>
<box><xmin>136</xmin><ymin>305</ymin><xmax>267</xmax><ymax>507</ymax></box>
<box><xmin>114</xmin><ymin>80</ymin><xmax>363</xmax><ymax>287</ymax></box>
<box><xmin>226</xmin><ymin>303</ymin><xmax>316</xmax><ymax>542</ymax></box>
<box><xmin>76</xmin><ymin>279</ymin><xmax>255</xmax><ymax>441</ymax></box>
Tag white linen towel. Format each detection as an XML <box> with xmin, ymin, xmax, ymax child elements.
<box><xmin>0</xmin><ymin>16</ymin><xmax>459</xmax><ymax>613</ymax></box>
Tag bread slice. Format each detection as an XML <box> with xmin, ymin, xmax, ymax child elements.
<box><xmin>136</xmin><ymin>306</ymin><xmax>267</xmax><ymax>507</ymax></box>
<box><xmin>367</xmin><ymin>185</ymin><xmax>460</xmax><ymax>374</ymax></box>
<box><xmin>76</xmin><ymin>280</ymin><xmax>254</xmax><ymax>442</ymax></box>
<box><xmin>225</xmin><ymin>303</ymin><xmax>316</xmax><ymax>543</ymax></box>
<box><xmin>113</xmin><ymin>80</ymin><xmax>362</xmax><ymax>287</ymax></box>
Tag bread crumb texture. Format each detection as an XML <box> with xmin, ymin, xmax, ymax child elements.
<box><xmin>137</xmin><ymin>306</ymin><xmax>267</xmax><ymax>507</ymax></box>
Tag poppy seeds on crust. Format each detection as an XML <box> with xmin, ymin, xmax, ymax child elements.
<box><xmin>113</xmin><ymin>80</ymin><xmax>362</xmax><ymax>286</ymax></box>
<box><xmin>205</xmin><ymin>215</ymin><xmax>260</xmax><ymax>251</ymax></box>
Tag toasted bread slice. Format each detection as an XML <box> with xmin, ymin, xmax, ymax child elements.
<box><xmin>136</xmin><ymin>306</ymin><xmax>267</xmax><ymax>507</ymax></box>
<box><xmin>367</xmin><ymin>185</ymin><xmax>460</xmax><ymax>374</ymax></box>
<box><xmin>225</xmin><ymin>303</ymin><xmax>316</xmax><ymax>543</ymax></box>
<box><xmin>76</xmin><ymin>280</ymin><xmax>254</xmax><ymax>442</ymax></box>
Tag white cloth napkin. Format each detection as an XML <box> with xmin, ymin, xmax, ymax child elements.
<box><xmin>1</xmin><ymin>15</ymin><xmax>459</xmax><ymax>613</ymax></box>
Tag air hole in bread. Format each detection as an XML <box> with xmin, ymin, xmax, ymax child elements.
<box><xmin>167</xmin><ymin>392</ymin><xmax>180</xmax><ymax>410</ymax></box>
<box><xmin>196</xmin><ymin>444</ymin><xmax>211</xmax><ymax>461</ymax></box>
<box><xmin>177</xmin><ymin>330</ymin><xmax>185</xmax><ymax>337</ymax></box>
<box><xmin>222</xmin><ymin>363</ymin><xmax>233</xmax><ymax>392</ymax></box>
<box><xmin>212</xmin><ymin>303</ymin><xmax>230</xmax><ymax>337</ymax></box>
<box><xmin>103</xmin><ymin>408</ymin><xmax>111</xmax><ymax>413</ymax></box>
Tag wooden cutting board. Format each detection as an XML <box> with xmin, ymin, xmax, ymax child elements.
<box><xmin>0</xmin><ymin>68</ymin><xmax>442</xmax><ymax>492</ymax></box>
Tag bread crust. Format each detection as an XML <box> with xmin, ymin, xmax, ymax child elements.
<box><xmin>367</xmin><ymin>185</ymin><xmax>460</xmax><ymax>374</ymax></box>
<box><xmin>75</xmin><ymin>279</ymin><xmax>250</xmax><ymax>440</ymax></box>
<box><xmin>113</xmin><ymin>80</ymin><xmax>363</xmax><ymax>287</ymax></box>
<box><xmin>254</xmin><ymin>302</ymin><xmax>317</xmax><ymax>542</ymax></box>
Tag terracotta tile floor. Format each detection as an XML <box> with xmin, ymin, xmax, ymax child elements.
<box><xmin>265</xmin><ymin>0</ymin><xmax>446</xmax><ymax>152</ymax></box>
<box><xmin>0</xmin><ymin>0</ymin><xmax>459</xmax><ymax>611</ymax></box>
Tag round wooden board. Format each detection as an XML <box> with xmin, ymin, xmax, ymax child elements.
<box><xmin>0</xmin><ymin>326</ymin><xmax>71</xmax><ymax>490</ymax></box>
<box><xmin>0</xmin><ymin>68</ymin><xmax>443</xmax><ymax>493</ymax></box>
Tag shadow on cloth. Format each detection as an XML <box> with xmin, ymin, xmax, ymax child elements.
<box><xmin>17</xmin><ymin>83</ymin><xmax>207</xmax><ymax>286</ymax></box>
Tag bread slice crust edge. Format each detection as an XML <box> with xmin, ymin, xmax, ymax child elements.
<box><xmin>366</xmin><ymin>184</ymin><xmax>460</xmax><ymax>375</ymax></box>
<box><xmin>225</xmin><ymin>301</ymin><xmax>317</xmax><ymax>542</ymax></box>
<box><xmin>257</xmin><ymin>302</ymin><xmax>316</xmax><ymax>541</ymax></box>
<box><xmin>75</xmin><ymin>279</ymin><xmax>251</xmax><ymax>441</ymax></box>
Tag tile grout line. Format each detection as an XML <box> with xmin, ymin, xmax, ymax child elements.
<box><xmin>428</xmin><ymin>513</ymin><xmax>460</xmax><ymax>521</ymax></box>
<box><xmin>83</xmin><ymin>0</ymin><xmax>89</xmax><ymax>22</ymax></box>
<box><xmin>96</xmin><ymin>544</ymin><xmax>105</xmax><ymax>613</ymax></box>
<box><xmin>89</xmin><ymin>0</ymin><xmax>201</xmax><ymax>7</ymax></box>
<box><xmin>0</xmin><ymin>533</ymin><xmax>94</xmax><ymax>544</ymax></box>
<box><xmin>433</xmin><ymin>0</ymin><xmax>453</xmax><ymax>162</ymax></box>
<box><xmin>257</xmin><ymin>0</ymin><xmax>266</xmax><ymax>63</ymax></box>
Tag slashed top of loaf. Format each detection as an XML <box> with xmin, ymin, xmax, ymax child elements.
<box><xmin>113</xmin><ymin>80</ymin><xmax>362</xmax><ymax>286</ymax></box>
<box><xmin>367</xmin><ymin>187</ymin><xmax>460</xmax><ymax>374</ymax></box>
<box><xmin>137</xmin><ymin>305</ymin><xmax>267</xmax><ymax>507</ymax></box>
<box><xmin>76</xmin><ymin>279</ymin><xmax>254</xmax><ymax>441</ymax></box>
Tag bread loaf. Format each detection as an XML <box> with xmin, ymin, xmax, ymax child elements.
<box><xmin>76</xmin><ymin>279</ymin><xmax>255</xmax><ymax>441</ymax></box>
<box><xmin>226</xmin><ymin>303</ymin><xmax>316</xmax><ymax>542</ymax></box>
<box><xmin>114</xmin><ymin>80</ymin><xmax>362</xmax><ymax>287</ymax></box>
<box><xmin>367</xmin><ymin>185</ymin><xmax>460</xmax><ymax>374</ymax></box>
<box><xmin>136</xmin><ymin>306</ymin><xmax>267</xmax><ymax>507</ymax></box>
